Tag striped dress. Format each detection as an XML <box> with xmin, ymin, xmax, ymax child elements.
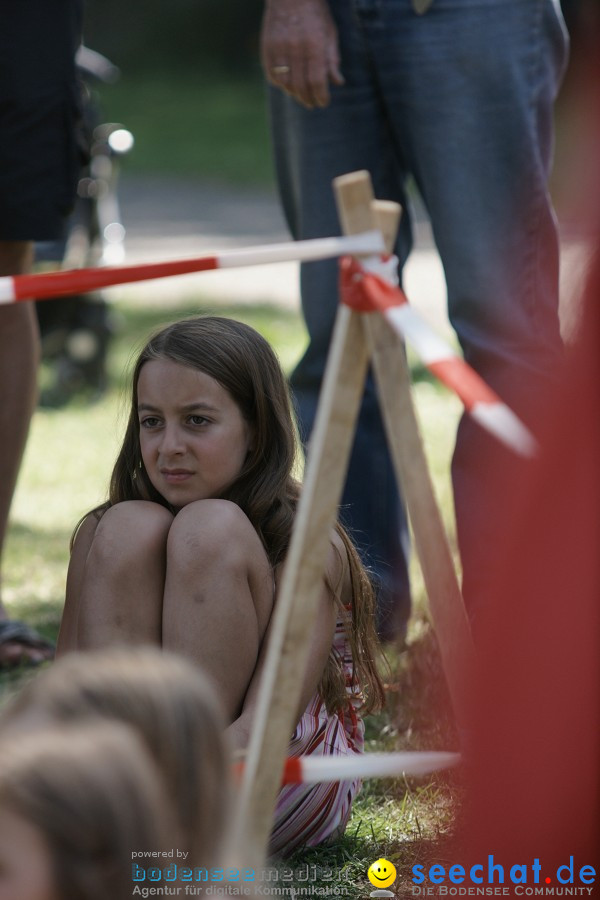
<box><xmin>268</xmin><ymin>610</ymin><xmax>364</xmax><ymax>857</ymax></box>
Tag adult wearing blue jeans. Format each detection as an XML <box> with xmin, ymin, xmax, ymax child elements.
<box><xmin>260</xmin><ymin>0</ymin><xmax>568</xmax><ymax>631</ymax></box>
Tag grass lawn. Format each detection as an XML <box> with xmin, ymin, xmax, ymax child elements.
<box><xmin>95</xmin><ymin>68</ymin><xmax>274</xmax><ymax>184</ymax></box>
<box><xmin>1</xmin><ymin>290</ymin><xmax>463</xmax><ymax>897</ymax></box>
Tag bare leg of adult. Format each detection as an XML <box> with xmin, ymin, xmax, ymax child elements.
<box><xmin>162</xmin><ymin>500</ymin><xmax>275</xmax><ymax>723</ymax></box>
<box><xmin>0</xmin><ymin>240</ymin><xmax>47</xmax><ymax>667</ymax></box>
<box><xmin>73</xmin><ymin>501</ymin><xmax>173</xmax><ymax>650</ymax></box>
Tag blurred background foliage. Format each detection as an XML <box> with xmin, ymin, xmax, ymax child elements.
<box><xmin>81</xmin><ymin>0</ymin><xmax>272</xmax><ymax>183</ymax></box>
<box><xmin>83</xmin><ymin>0</ymin><xmax>264</xmax><ymax>74</ymax></box>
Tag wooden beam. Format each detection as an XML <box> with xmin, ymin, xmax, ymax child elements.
<box><xmin>229</xmin><ymin>172</ymin><xmax>375</xmax><ymax>870</ymax></box>
<box><xmin>365</xmin><ymin>199</ymin><xmax>474</xmax><ymax>724</ymax></box>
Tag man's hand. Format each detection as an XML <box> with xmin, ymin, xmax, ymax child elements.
<box><xmin>260</xmin><ymin>0</ymin><xmax>345</xmax><ymax>109</ymax></box>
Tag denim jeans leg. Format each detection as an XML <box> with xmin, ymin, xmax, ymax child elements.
<box><xmin>364</xmin><ymin>0</ymin><xmax>568</xmax><ymax>621</ymax></box>
<box><xmin>268</xmin><ymin>0</ymin><xmax>567</xmax><ymax>630</ymax></box>
<box><xmin>268</xmin><ymin>59</ymin><xmax>413</xmax><ymax>639</ymax></box>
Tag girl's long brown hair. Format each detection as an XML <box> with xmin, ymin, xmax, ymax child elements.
<box><xmin>79</xmin><ymin>316</ymin><xmax>384</xmax><ymax>714</ymax></box>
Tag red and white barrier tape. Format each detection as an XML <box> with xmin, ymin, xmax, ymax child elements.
<box><xmin>233</xmin><ymin>751</ymin><xmax>460</xmax><ymax>785</ymax></box>
<box><xmin>0</xmin><ymin>231</ymin><xmax>384</xmax><ymax>304</ymax></box>
<box><xmin>339</xmin><ymin>255</ymin><xmax>537</xmax><ymax>458</ymax></box>
<box><xmin>5</xmin><ymin>224</ymin><xmax>534</xmax><ymax>457</ymax></box>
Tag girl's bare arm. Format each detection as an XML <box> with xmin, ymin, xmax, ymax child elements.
<box><xmin>56</xmin><ymin>514</ymin><xmax>100</xmax><ymax>655</ymax></box>
<box><xmin>227</xmin><ymin>531</ymin><xmax>348</xmax><ymax>751</ymax></box>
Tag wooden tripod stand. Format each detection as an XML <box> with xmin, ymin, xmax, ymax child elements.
<box><xmin>228</xmin><ymin>170</ymin><xmax>474</xmax><ymax>871</ymax></box>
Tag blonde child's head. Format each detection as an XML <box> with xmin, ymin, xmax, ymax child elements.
<box><xmin>0</xmin><ymin>722</ymin><xmax>179</xmax><ymax>900</ymax></box>
<box><xmin>1</xmin><ymin>646</ymin><xmax>227</xmax><ymax>866</ymax></box>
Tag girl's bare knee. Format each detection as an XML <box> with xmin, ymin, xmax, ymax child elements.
<box><xmin>167</xmin><ymin>500</ymin><xmax>258</xmax><ymax>567</ymax></box>
<box><xmin>89</xmin><ymin>501</ymin><xmax>173</xmax><ymax>568</ymax></box>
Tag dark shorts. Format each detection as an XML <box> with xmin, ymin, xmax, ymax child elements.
<box><xmin>0</xmin><ymin>0</ymin><xmax>84</xmax><ymax>242</ymax></box>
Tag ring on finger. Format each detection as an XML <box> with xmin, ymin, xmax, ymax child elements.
<box><xmin>271</xmin><ymin>65</ymin><xmax>291</xmax><ymax>75</ymax></box>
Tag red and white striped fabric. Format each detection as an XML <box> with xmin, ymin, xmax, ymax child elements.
<box><xmin>267</xmin><ymin>610</ymin><xmax>364</xmax><ymax>856</ymax></box>
<box><xmin>0</xmin><ymin>231</ymin><xmax>384</xmax><ymax>303</ymax></box>
<box><xmin>339</xmin><ymin>255</ymin><xmax>537</xmax><ymax>458</ymax></box>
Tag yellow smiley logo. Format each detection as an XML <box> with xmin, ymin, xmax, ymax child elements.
<box><xmin>368</xmin><ymin>858</ymin><xmax>397</xmax><ymax>889</ymax></box>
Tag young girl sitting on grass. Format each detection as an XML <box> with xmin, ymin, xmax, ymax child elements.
<box><xmin>57</xmin><ymin>315</ymin><xmax>384</xmax><ymax>856</ymax></box>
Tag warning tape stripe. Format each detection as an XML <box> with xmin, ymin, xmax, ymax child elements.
<box><xmin>281</xmin><ymin>750</ymin><xmax>460</xmax><ymax>784</ymax></box>
<box><xmin>339</xmin><ymin>256</ymin><xmax>537</xmax><ymax>457</ymax></box>
<box><xmin>232</xmin><ymin>751</ymin><xmax>460</xmax><ymax>786</ymax></box>
<box><xmin>383</xmin><ymin>306</ymin><xmax>537</xmax><ymax>457</ymax></box>
<box><xmin>0</xmin><ymin>231</ymin><xmax>384</xmax><ymax>304</ymax></box>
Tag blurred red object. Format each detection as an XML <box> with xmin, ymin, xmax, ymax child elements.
<box><xmin>462</xmin><ymin>24</ymin><xmax>600</xmax><ymax>880</ymax></box>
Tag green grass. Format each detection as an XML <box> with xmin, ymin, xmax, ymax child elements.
<box><xmin>96</xmin><ymin>69</ymin><xmax>274</xmax><ymax>184</ymax></box>
<box><xmin>1</xmin><ymin>289</ymin><xmax>463</xmax><ymax>896</ymax></box>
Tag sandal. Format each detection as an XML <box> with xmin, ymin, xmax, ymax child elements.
<box><xmin>0</xmin><ymin>619</ymin><xmax>55</xmax><ymax>669</ymax></box>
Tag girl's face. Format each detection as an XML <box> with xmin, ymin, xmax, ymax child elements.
<box><xmin>0</xmin><ymin>808</ymin><xmax>58</xmax><ymax>900</ymax></box>
<box><xmin>137</xmin><ymin>359</ymin><xmax>252</xmax><ymax>509</ymax></box>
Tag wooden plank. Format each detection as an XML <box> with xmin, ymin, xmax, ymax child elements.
<box><xmin>365</xmin><ymin>200</ymin><xmax>474</xmax><ymax>724</ymax></box>
<box><xmin>229</xmin><ymin>172</ymin><xmax>375</xmax><ymax>869</ymax></box>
